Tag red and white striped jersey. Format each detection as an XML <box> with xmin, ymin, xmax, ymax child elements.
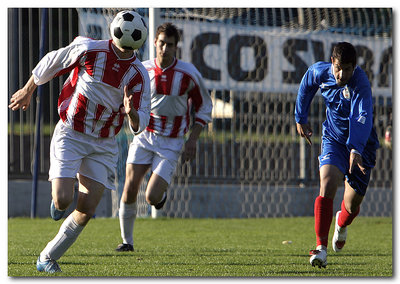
<box><xmin>142</xmin><ymin>58</ymin><xmax>212</xmax><ymax>138</ymax></box>
<box><xmin>32</xmin><ymin>36</ymin><xmax>151</xmax><ymax>138</ymax></box>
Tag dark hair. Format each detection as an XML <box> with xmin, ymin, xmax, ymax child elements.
<box><xmin>156</xmin><ymin>22</ymin><xmax>180</xmax><ymax>44</ymax></box>
<box><xmin>332</xmin><ymin>42</ymin><xmax>357</xmax><ymax>66</ymax></box>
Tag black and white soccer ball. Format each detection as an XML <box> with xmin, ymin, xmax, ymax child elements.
<box><xmin>110</xmin><ymin>10</ymin><xmax>147</xmax><ymax>50</ymax></box>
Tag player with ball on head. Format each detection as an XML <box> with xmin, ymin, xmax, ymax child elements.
<box><xmin>9</xmin><ymin>10</ymin><xmax>151</xmax><ymax>273</ymax></box>
<box><xmin>295</xmin><ymin>42</ymin><xmax>379</xmax><ymax>268</ymax></box>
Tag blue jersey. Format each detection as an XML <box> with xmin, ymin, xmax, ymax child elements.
<box><xmin>295</xmin><ymin>61</ymin><xmax>379</xmax><ymax>154</ymax></box>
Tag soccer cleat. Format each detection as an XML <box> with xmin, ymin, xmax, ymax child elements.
<box><xmin>154</xmin><ymin>192</ymin><xmax>167</xmax><ymax>210</ymax></box>
<box><xmin>36</xmin><ymin>257</ymin><xmax>62</xmax><ymax>273</ymax></box>
<box><xmin>115</xmin><ymin>243</ymin><xmax>134</xmax><ymax>252</ymax></box>
<box><xmin>332</xmin><ymin>211</ymin><xmax>347</xmax><ymax>252</ymax></box>
<box><xmin>50</xmin><ymin>200</ymin><xmax>66</xmax><ymax>221</ymax></box>
<box><xmin>309</xmin><ymin>249</ymin><xmax>327</xmax><ymax>268</ymax></box>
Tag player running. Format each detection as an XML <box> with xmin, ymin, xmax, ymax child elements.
<box><xmin>115</xmin><ymin>22</ymin><xmax>212</xmax><ymax>252</ymax></box>
<box><xmin>295</xmin><ymin>42</ymin><xmax>379</xmax><ymax>268</ymax></box>
<box><xmin>9</xmin><ymin>11</ymin><xmax>151</xmax><ymax>273</ymax></box>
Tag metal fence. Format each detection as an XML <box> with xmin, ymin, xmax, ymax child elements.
<box><xmin>8</xmin><ymin>8</ymin><xmax>393</xmax><ymax>218</ymax></box>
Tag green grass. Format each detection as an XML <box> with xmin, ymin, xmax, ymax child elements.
<box><xmin>8</xmin><ymin>217</ymin><xmax>392</xmax><ymax>277</ymax></box>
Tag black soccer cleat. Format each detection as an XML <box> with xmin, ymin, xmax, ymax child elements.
<box><xmin>154</xmin><ymin>193</ymin><xmax>167</xmax><ymax>210</ymax></box>
<box><xmin>115</xmin><ymin>243</ymin><xmax>134</xmax><ymax>252</ymax></box>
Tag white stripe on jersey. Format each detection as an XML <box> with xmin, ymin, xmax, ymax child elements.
<box><xmin>93</xmin><ymin>51</ymin><xmax>107</xmax><ymax>82</ymax></box>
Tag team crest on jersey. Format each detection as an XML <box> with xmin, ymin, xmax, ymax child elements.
<box><xmin>343</xmin><ymin>86</ymin><xmax>351</xmax><ymax>100</ymax></box>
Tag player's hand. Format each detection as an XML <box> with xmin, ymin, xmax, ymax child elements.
<box><xmin>296</xmin><ymin>123</ymin><xmax>312</xmax><ymax>145</ymax></box>
<box><xmin>9</xmin><ymin>88</ymin><xmax>33</xmax><ymax>111</ymax></box>
<box><xmin>123</xmin><ymin>85</ymin><xmax>139</xmax><ymax>131</ymax></box>
<box><xmin>9</xmin><ymin>75</ymin><xmax>37</xmax><ymax>111</ymax></box>
<box><xmin>349</xmin><ymin>151</ymin><xmax>366</xmax><ymax>175</ymax></box>
<box><xmin>123</xmin><ymin>85</ymin><xmax>135</xmax><ymax>114</ymax></box>
<box><xmin>183</xmin><ymin>138</ymin><xmax>197</xmax><ymax>162</ymax></box>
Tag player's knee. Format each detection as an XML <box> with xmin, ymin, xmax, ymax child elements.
<box><xmin>53</xmin><ymin>195</ymin><xmax>73</xmax><ymax>211</ymax></box>
<box><xmin>320</xmin><ymin>179</ymin><xmax>339</xmax><ymax>199</ymax></box>
<box><xmin>122</xmin><ymin>182</ymin><xmax>139</xmax><ymax>204</ymax></box>
<box><xmin>145</xmin><ymin>191</ymin><xmax>160</xmax><ymax>206</ymax></box>
<box><xmin>145</xmin><ymin>195</ymin><xmax>158</xmax><ymax>206</ymax></box>
<box><xmin>73</xmin><ymin>210</ymin><xmax>93</xmax><ymax>226</ymax></box>
<box><xmin>344</xmin><ymin>202</ymin><xmax>360</xmax><ymax>215</ymax></box>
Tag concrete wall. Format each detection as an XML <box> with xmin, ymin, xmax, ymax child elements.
<box><xmin>8</xmin><ymin>179</ymin><xmax>112</xmax><ymax>218</ymax></box>
<box><xmin>8</xmin><ymin>179</ymin><xmax>392</xmax><ymax>218</ymax></box>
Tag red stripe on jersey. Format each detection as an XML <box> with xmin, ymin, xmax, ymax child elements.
<box><xmin>100</xmin><ymin>111</ymin><xmax>118</xmax><ymax>138</ymax></box>
<box><xmin>154</xmin><ymin>59</ymin><xmax>178</xmax><ymax>95</ymax></box>
<box><xmin>92</xmin><ymin>104</ymin><xmax>106</xmax><ymax>132</ymax></box>
<box><xmin>154</xmin><ymin>68</ymin><xmax>172</xmax><ymax>95</ymax></box>
<box><xmin>146</xmin><ymin>115</ymin><xmax>155</xmax><ymax>132</ymax></box>
<box><xmin>84</xmin><ymin>51</ymin><xmax>97</xmax><ymax>76</ymax></box>
<box><xmin>127</xmin><ymin>68</ymin><xmax>143</xmax><ymax>90</ymax></box>
<box><xmin>179</xmin><ymin>73</ymin><xmax>191</xmax><ymax>96</ymax></box>
<box><xmin>114</xmin><ymin>106</ymin><xmax>125</xmax><ymax>136</ymax></box>
<box><xmin>170</xmin><ymin>116</ymin><xmax>183</xmax><ymax>138</ymax></box>
<box><xmin>195</xmin><ymin>118</ymin><xmax>207</xmax><ymax>126</ymax></box>
<box><xmin>73</xmin><ymin>93</ymin><xmax>88</xmax><ymax>133</ymax></box>
<box><xmin>132</xmin><ymin>92</ymin><xmax>142</xmax><ymax>111</ymax></box>
<box><xmin>102</xmin><ymin>53</ymin><xmax>133</xmax><ymax>88</ymax></box>
<box><xmin>188</xmin><ymin>84</ymin><xmax>203</xmax><ymax>112</ymax></box>
<box><xmin>59</xmin><ymin>67</ymin><xmax>79</xmax><ymax>121</ymax></box>
<box><xmin>160</xmin><ymin>115</ymin><xmax>167</xmax><ymax>132</ymax></box>
<box><xmin>129</xmin><ymin>69</ymin><xmax>145</xmax><ymax>110</ymax></box>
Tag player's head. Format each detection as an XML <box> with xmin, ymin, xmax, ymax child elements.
<box><xmin>155</xmin><ymin>23</ymin><xmax>179</xmax><ymax>65</ymax></box>
<box><xmin>156</xmin><ymin>22</ymin><xmax>180</xmax><ymax>45</ymax></box>
<box><xmin>331</xmin><ymin>42</ymin><xmax>357</xmax><ymax>87</ymax></box>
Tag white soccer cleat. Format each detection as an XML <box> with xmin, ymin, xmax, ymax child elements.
<box><xmin>332</xmin><ymin>211</ymin><xmax>347</xmax><ymax>252</ymax></box>
<box><xmin>309</xmin><ymin>249</ymin><xmax>327</xmax><ymax>268</ymax></box>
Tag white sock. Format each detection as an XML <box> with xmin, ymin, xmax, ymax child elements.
<box><xmin>40</xmin><ymin>214</ymin><xmax>84</xmax><ymax>261</ymax></box>
<box><xmin>119</xmin><ymin>201</ymin><xmax>137</xmax><ymax>246</ymax></box>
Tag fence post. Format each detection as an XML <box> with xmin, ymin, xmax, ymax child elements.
<box><xmin>31</xmin><ymin>8</ymin><xmax>48</xmax><ymax>218</ymax></box>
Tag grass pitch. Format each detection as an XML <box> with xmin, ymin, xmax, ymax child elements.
<box><xmin>8</xmin><ymin>216</ymin><xmax>392</xmax><ymax>277</ymax></box>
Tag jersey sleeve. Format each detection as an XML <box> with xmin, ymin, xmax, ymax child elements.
<box><xmin>347</xmin><ymin>81</ymin><xmax>374</xmax><ymax>153</ymax></box>
<box><xmin>295</xmin><ymin>65</ymin><xmax>320</xmax><ymax>124</ymax></box>
<box><xmin>32</xmin><ymin>36</ymin><xmax>87</xmax><ymax>85</ymax></box>
<box><xmin>188</xmin><ymin>65</ymin><xmax>213</xmax><ymax>127</ymax></box>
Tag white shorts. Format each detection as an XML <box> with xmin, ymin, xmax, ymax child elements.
<box><xmin>126</xmin><ymin>130</ymin><xmax>184</xmax><ymax>184</ymax></box>
<box><xmin>49</xmin><ymin>121</ymin><xmax>118</xmax><ymax>190</ymax></box>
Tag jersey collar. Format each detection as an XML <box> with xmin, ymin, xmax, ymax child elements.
<box><xmin>155</xmin><ymin>57</ymin><xmax>177</xmax><ymax>72</ymax></box>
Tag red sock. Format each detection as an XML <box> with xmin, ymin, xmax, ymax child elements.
<box><xmin>338</xmin><ymin>200</ymin><xmax>360</xmax><ymax>228</ymax></box>
<box><xmin>314</xmin><ymin>195</ymin><xmax>333</xmax><ymax>248</ymax></box>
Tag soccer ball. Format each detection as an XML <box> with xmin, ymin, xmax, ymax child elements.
<box><xmin>110</xmin><ymin>10</ymin><xmax>147</xmax><ymax>50</ymax></box>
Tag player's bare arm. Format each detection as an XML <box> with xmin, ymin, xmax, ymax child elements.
<box><xmin>349</xmin><ymin>150</ymin><xmax>366</xmax><ymax>175</ymax></box>
<box><xmin>296</xmin><ymin>122</ymin><xmax>313</xmax><ymax>145</ymax></box>
<box><xmin>9</xmin><ymin>75</ymin><xmax>37</xmax><ymax>111</ymax></box>
<box><xmin>123</xmin><ymin>85</ymin><xmax>139</xmax><ymax>132</ymax></box>
<box><xmin>183</xmin><ymin>123</ymin><xmax>203</xmax><ymax>161</ymax></box>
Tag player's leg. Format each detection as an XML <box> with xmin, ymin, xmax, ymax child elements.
<box><xmin>145</xmin><ymin>173</ymin><xmax>169</xmax><ymax>208</ymax></box>
<box><xmin>333</xmin><ymin>166</ymin><xmax>370</xmax><ymax>252</ymax></box>
<box><xmin>146</xmin><ymin>135</ymin><xmax>184</xmax><ymax>209</ymax></box>
<box><xmin>315</xmin><ymin>164</ymin><xmax>343</xmax><ymax>248</ymax></box>
<box><xmin>310</xmin><ymin>164</ymin><xmax>343</xmax><ymax>268</ymax></box>
<box><xmin>117</xmin><ymin>163</ymin><xmax>150</xmax><ymax>251</ymax></box>
<box><xmin>117</xmin><ymin>131</ymin><xmax>154</xmax><ymax>251</ymax></box>
<box><xmin>37</xmin><ymin>175</ymin><xmax>105</xmax><ymax>273</ymax></box>
<box><xmin>50</xmin><ymin>177</ymin><xmax>76</xmax><ymax>220</ymax></box>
